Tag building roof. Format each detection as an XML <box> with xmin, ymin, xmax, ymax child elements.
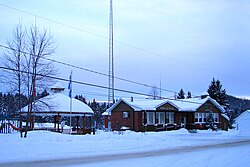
<box><xmin>235</xmin><ymin>110</ymin><xmax>250</xmax><ymax>121</ymax></box>
<box><xmin>21</xmin><ymin>93</ymin><xmax>94</xmax><ymax>116</ymax></box>
<box><xmin>107</xmin><ymin>96</ymin><xmax>226</xmax><ymax>113</ymax></box>
<box><xmin>51</xmin><ymin>82</ymin><xmax>65</xmax><ymax>90</ymax></box>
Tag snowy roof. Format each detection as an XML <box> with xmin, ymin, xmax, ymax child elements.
<box><xmin>107</xmin><ymin>96</ymin><xmax>225</xmax><ymax>113</ymax></box>
<box><xmin>51</xmin><ymin>82</ymin><xmax>65</xmax><ymax>89</ymax></box>
<box><xmin>201</xmin><ymin>91</ymin><xmax>209</xmax><ymax>96</ymax></box>
<box><xmin>102</xmin><ymin>111</ymin><xmax>110</xmax><ymax>116</ymax></box>
<box><xmin>235</xmin><ymin>110</ymin><xmax>250</xmax><ymax>121</ymax></box>
<box><xmin>21</xmin><ymin>93</ymin><xmax>94</xmax><ymax>116</ymax></box>
<box><xmin>221</xmin><ymin>114</ymin><xmax>230</xmax><ymax>121</ymax></box>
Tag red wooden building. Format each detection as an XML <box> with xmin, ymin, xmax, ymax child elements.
<box><xmin>103</xmin><ymin>96</ymin><xmax>229</xmax><ymax>132</ymax></box>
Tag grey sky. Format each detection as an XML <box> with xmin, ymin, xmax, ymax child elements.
<box><xmin>0</xmin><ymin>0</ymin><xmax>249</xmax><ymax>100</ymax></box>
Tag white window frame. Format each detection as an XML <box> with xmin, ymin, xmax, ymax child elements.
<box><xmin>166</xmin><ymin>112</ymin><xmax>174</xmax><ymax>124</ymax></box>
<box><xmin>214</xmin><ymin>113</ymin><xmax>219</xmax><ymax>123</ymax></box>
<box><xmin>195</xmin><ymin>112</ymin><xmax>208</xmax><ymax>123</ymax></box>
<box><xmin>195</xmin><ymin>112</ymin><xmax>219</xmax><ymax>123</ymax></box>
<box><xmin>203</xmin><ymin>113</ymin><xmax>208</xmax><ymax>123</ymax></box>
<box><xmin>156</xmin><ymin>112</ymin><xmax>165</xmax><ymax>124</ymax></box>
<box><xmin>147</xmin><ymin>112</ymin><xmax>155</xmax><ymax>125</ymax></box>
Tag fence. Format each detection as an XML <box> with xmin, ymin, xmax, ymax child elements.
<box><xmin>1</xmin><ymin>112</ymin><xmax>19</xmax><ymax>134</ymax></box>
<box><xmin>0</xmin><ymin>120</ymin><xmax>19</xmax><ymax>134</ymax></box>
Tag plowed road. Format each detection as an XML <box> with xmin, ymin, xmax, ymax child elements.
<box><xmin>1</xmin><ymin>140</ymin><xmax>250</xmax><ymax>167</ymax></box>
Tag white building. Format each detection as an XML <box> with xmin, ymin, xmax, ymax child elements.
<box><xmin>235</xmin><ymin>110</ymin><xmax>250</xmax><ymax>135</ymax></box>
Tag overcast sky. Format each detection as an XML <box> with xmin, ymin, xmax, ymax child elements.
<box><xmin>0</xmin><ymin>0</ymin><xmax>250</xmax><ymax>100</ymax></box>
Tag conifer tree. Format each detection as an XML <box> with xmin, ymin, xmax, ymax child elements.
<box><xmin>177</xmin><ymin>89</ymin><xmax>185</xmax><ymax>99</ymax></box>
<box><xmin>187</xmin><ymin>91</ymin><xmax>192</xmax><ymax>99</ymax></box>
<box><xmin>207</xmin><ymin>78</ymin><xmax>228</xmax><ymax>108</ymax></box>
<box><xmin>206</xmin><ymin>111</ymin><xmax>217</xmax><ymax>130</ymax></box>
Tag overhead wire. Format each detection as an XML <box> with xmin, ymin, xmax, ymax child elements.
<box><xmin>0</xmin><ymin>66</ymin><xmax>203</xmax><ymax>105</ymax></box>
<box><xmin>1</xmin><ymin>2</ymin><xmax>249</xmax><ymax>87</ymax></box>
<box><xmin>0</xmin><ymin>44</ymin><xmax>177</xmax><ymax>94</ymax></box>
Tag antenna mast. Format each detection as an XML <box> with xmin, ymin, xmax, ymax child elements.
<box><xmin>108</xmin><ymin>0</ymin><xmax>114</xmax><ymax>107</ymax></box>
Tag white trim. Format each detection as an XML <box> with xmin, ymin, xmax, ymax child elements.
<box><xmin>147</xmin><ymin>112</ymin><xmax>155</xmax><ymax>125</ymax></box>
<box><xmin>166</xmin><ymin>112</ymin><xmax>174</xmax><ymax>124</ymax></box>
<box><xmin>156</xmin><ymin>112</ymin><xmax>165</xmax><ymax>124</ymax></box>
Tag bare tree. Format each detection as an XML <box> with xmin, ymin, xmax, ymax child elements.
<box><xmin>3</xmin><ymin>23</ymin><xmax>57</xmax><ymax>138</ymax></box>
<box><xmin>4</xmin><ymin>23</ymin><xmax>26</xmax><ymax>137</ymax></box>
<box><xmin>150</xmin><ymin>85</ymin><xmax>160</xmax><ymax>100</ymax></box>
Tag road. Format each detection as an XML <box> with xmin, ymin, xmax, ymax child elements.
<box><xmin>1</xmin><ymin>140</ymin><xmax>250</xmax><ymax>167</ymax></box>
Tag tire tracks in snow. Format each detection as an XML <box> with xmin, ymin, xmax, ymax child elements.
<box><xmin>1</xmin><ymin>139</ymin><xmax>250</xmax><ymax>167</ymax></box>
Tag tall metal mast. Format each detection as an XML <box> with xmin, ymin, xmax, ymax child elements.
<box><xmin>108</xmin><ymin>0</ymin><xmax>114</xmax><ymax>107</ymax></box>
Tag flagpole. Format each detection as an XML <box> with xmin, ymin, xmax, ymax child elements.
<box><xmin>69</xmin><ymin>71</ymin><xmax>73</xmax><ymax>135</ymax></box>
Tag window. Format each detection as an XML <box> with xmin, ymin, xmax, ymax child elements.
<box><xmin>195</xmin><ymin>112</ymin><xmax>219</xmax><ymax>123</ymax></box>
<box><xmin>123</xmin><ymin>112</ymin><xmax>129</xmax><ymax>118</ymax></box>
<box><xmin>195</xmin><ymin>112</ymin><xmax>208</xmax><ymax>123</ymax></box>
<box><xmin>203</xmin><ymin>113</ymin><xmax>207</xmax><ymax>123</ymax></box>
<box><xmin>214</xmin><ymin>113</ymin><xmax>219</xmax><ymax>122</ymax></box>
<box><xmin>195</xmin><ymin>113</ymin><xmax>198</xmax><ymax>122</ymax></box>
<box><xmin>199</xmin><ymin>113</ymin><xmax>202</xmax><ymax>122</ymax></box>
<box><xmin>156</xmin><ymin>112</ymin><xmax>165</xmax><ymax>124</ymax></box>
<box><xmin>147</xmin><ymin>112</ymin><xmax>155</xmax><ymax>124</ymax></box>
<box><xmin>166</xmin><ymin>112</ymin><xmax>174</xmax><ymax>124</ymax></box>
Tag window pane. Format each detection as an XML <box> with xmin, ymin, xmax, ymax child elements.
<box><xmin>203</xmin><ymin>113</ymin><xmax>207</xmax><ymax>122</ymax></box>
<box><xmin>166</xmin><ymin>112</ymin><xmax>169</xmax><ymax>123</ymax></box>
<box><xmin>147</xmin><ymin>112</ymin><xmax>155</xmax><ymax>124</ymax></box>
<box><xmin>156</xmin><ymin>113</ymin><xmax>160</xmax><ymax>124</ymax></box>
<box><xmin>160</xmin><ymin>113</ymin><xmax>165</xmax><ymax>124</ymax></box>
<box><xmin>199</xmin><ymin>113</ymin><xmax>202</xmax><ymax>122</ymax></box>
<box><xmin>214</xmin><ymin>113</ymin><xmax>219</xmax><ymax>122</ymax></box>
<box><xmin>195</xmin><ymin>113</ymin><xmax>198</xmax><ymax>123</ymax></box>
<box><xmin>170</xmin><ymin>112</ymin><xmax>174</xmax><ymax>124</ymax></box>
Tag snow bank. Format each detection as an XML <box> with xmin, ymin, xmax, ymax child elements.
<box><xmin>0</xmin><ymin>129</ymin><xmax>249</xmax><ymax>164</ymax></box>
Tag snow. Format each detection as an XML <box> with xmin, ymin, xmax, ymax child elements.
<box><xmin>108</xmin><ymin>96</ymin><xmax>225</xmax><ymax>113</ymax></box>
<box><xmin>21</xmin><ymin>93</ymin><xmax>93</xmax><ymax>115</ymax></box>
<box><xmin>101</xmin><ymin>111</ymin><xmax>109</xmax><ymax>116</ymax></box>
<box><xmin>72</xmin><ymin>144</ymin><xmax>250</xmax><ymax>167</ymax></box>
<box><xmin>0</xmin><ymin>129</ymin><xmax>250</xmax><ymax>166</ymax></box>
<box><xmin>235</xmin><ymin>110</ymin><xmax>250</xmax><ymax>135</ymax></box>
<box><xmin>51</xmin><ymin>82</ymin><xmax>65</xmax><ymax>89</ymax></box>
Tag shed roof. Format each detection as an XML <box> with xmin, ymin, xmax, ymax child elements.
<box><xmin>21</xmin><ymin>93</ymin><xmax>94</xmax><ymax>116</ymax></box>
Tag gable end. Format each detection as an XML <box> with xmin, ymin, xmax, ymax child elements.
<box><xmin>156</xmin><ymin>102</ymin><xmax>178</xmax><ymax>111</ymax></box>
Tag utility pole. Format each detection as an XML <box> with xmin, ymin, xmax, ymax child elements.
<box><xmin>108</xmin><ymin>0</ymin><xmax>114</xmax><ymax>131</ymax></box>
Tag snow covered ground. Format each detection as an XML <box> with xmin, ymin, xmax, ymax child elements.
<box><xmin>0</xmin><ymin>129</ymin><xmax>250</xmax><ymax>167</ymax></box>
